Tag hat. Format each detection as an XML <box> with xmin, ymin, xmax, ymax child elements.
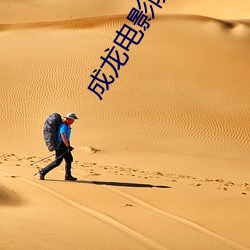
<box><xmin>64</xmin><ymin>112</ymin><xmax>78</xmax><ymax>120</ymax></box>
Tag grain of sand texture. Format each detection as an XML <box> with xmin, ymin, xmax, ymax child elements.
<box><xmin>0</xmin><ymin>1</ymin><xmax>250</xmax><ymax>249</ymax></box>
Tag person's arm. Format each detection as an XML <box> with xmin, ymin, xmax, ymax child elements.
<box><xmin>61</xmin><ymin>132</ymin><xmax>70</xmax><ymax>147</ymax></box>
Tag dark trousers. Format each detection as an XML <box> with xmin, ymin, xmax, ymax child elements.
<box><xmin>41</xmin><ymin>149</ymin><xmax>73</xmax><ymax>177</ymax></box>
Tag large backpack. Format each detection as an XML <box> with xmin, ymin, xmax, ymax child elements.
<box><xmin>43</xmin><ymin>113</ymin><xmax>63</xmax><ymax>151</ymax></box>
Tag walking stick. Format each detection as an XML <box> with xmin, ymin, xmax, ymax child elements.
<box><xmin>31</xmin><ymin>153</ymin><xmax>55</xmax><ymax>166</ymax></box>
<box><xmin>33</xmin><ymin>151</ymin><xmax>68</xmax><ymax>176</ymax></box>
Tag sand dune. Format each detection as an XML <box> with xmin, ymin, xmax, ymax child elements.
<box><xmin>1</xmin><ymin>14</ymin><xmax>249</xmax><ymax>178</ymax></box>
<box><xmin>1</xmin><ymin>2</ymin><xmax>250</xmax><ymax>250</ymax></box>
<box><xmin>1</xmin><ymin>0</ymin><xmax>250</xmax><ymax>24</ymax></box>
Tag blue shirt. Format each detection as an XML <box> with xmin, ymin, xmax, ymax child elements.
<box><xmin>57</xmin><ymin>122</ymin><xmax>71</xmax><ymax>143</ymax></box>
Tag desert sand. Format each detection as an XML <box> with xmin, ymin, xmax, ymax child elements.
<box><xmin>0</xmin><ymin>1</ymin><xmax>250</xmax><ymax>249</ymax></box>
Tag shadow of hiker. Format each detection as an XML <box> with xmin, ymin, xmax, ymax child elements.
<box><xmin>76</xmin><ymin>180</ymin><xmax>171</xmax><ymax>189</ymax></box>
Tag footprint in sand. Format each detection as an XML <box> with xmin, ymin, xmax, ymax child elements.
<box><xmin>124</xmin><ymin>203</ymin><xmax>133</xmax><ymax>207</ymax></box>
<box><xmin>83</xmin><ymin>146</ymin><xmax>100</xmax><ymax>154</ymax></box>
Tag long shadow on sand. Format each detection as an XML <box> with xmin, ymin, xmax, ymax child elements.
<box><xmin>78</xmin><ymin>180</ymin><xmax>171</xmax><ymax>189</ymax></box>
<box><xmin>46</xmin><ymin>179</ymin><xmax>171</xmax><ymax>188</ymax></box>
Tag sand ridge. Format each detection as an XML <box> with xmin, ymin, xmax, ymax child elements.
<box><xmin>1</xmin><ymin>0</ymin><xmax>250</xmax><ymax>25</ymax></box>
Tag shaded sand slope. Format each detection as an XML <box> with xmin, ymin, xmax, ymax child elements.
<box><xmin>0</xmin><ymin>15</ymin><xmax>250</xmax><ymax>181</ymax></box>
<box><xmin>0</xmin><ymin>183</ymin><xmax>23</xmax><ymax>206</ymax></box>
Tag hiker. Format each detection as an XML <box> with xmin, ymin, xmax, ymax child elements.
<box><xmin>39</xmin><ymin>112</ymin><xmax>78</xmax><ymax>181</ymax></box>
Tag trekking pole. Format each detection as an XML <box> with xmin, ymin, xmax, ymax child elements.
<box><xmin>33</xmin><ymin>151</ymin><xmax>69</xmax><ymax>176</ymax></box>
<box><xmin>31</xmin><ymin>153</ymin><xmax>55</xmax><ymax>166</ymax></box>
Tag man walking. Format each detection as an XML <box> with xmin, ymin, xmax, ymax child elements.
<box><xmin>39</xmin><ymin>112</ymin><xmax>78</xmax><ymax>181</ymax></box>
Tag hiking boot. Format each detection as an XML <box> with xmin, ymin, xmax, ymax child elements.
<box><xmin>65</xmin><ymin>175</ymin><xmax>77</xmax><ymax>181</ymax></box>
<box><xmin>39</xmin><ymin>170</ymin><xmax>45</xmax><ymax>180</ymax></box>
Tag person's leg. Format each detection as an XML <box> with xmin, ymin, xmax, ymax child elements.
<box><xmin>64</xmin><ymin>152</ymin><xmax>77</xmax><ymax>181</ymax></box>
<box><xmin>39</xmin><ymin>150</ymin><xmax>64</xmax><ymax>179</ymax></box>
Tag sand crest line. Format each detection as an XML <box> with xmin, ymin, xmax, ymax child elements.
<box><xmin>0</xmin><ymin>171</ymin><xmax>167</xmax><ymax>250</ymax></box>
